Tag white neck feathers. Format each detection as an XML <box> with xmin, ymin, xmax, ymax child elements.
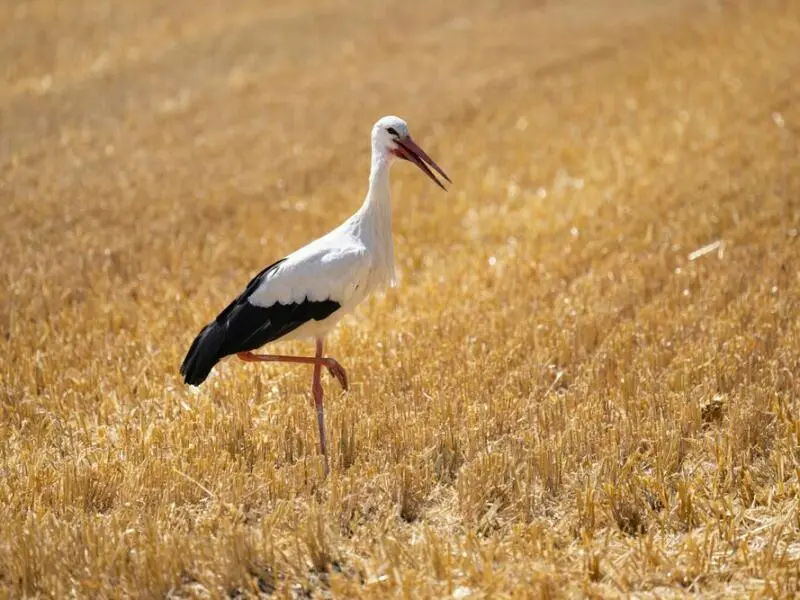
<box><xmin>349</xmin><ymin>147</ymin><xmax>396</xmax><ymax>287</ymax></box>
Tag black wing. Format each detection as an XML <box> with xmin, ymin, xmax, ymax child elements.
<box><xmin>180</xmin><ymin>259</ymin><xmax>341</xmax><ymax>385</ymax></box>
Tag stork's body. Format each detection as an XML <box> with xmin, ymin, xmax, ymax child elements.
<box><xmin>180</xmin><ymin>116</ymin><xmax>450</xmax><ymax>476</ymax></box>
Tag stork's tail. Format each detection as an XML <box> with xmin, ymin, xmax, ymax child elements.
<box><xmin>180</xmin><ymin>321</ymin><xmax>226</xmax><ymax>385</ymax></box>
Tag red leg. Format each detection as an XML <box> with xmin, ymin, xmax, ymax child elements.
<box><xmin>312</xmin><ymin>338</ymin><xmax>329</xmax><ymax>477</ymax></box>
<box><xmin>237</xmin><ymin>350</ymin><xmax>348</xmax><ymax>390</ymax></box>
<box><xmin>237</xmin><ymin>342</ymin><xmax>339</xmax><ymax>477</ymax></box>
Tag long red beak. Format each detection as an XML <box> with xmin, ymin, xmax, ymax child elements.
<box><xmin>393</xmin><ymin>135</ymin><xmax>452</xmax><ymax>191</ymax></box>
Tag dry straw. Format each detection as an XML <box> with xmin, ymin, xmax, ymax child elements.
<box><xmin>1</xmin><ymin>0</ymin><xmax>799</xmax><ymax>596</ymax></box>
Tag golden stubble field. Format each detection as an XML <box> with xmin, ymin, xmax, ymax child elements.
<box><xmin>2</xmin><ymin>0</ymin><xmax>800</xmax><ymax>597</ymax></box>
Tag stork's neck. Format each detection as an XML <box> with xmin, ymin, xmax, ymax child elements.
<box><xmin>363</xmin><ymin>151</ymin><xmax>392</xmax><ymax>221</ymax></box>
<box><xmin>352</xmin><ymin>148</ymin><xmax>396</xmax><ymax>284</ymax></box>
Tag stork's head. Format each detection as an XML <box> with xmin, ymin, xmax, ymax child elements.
<box><xmin>372</xmin><ymin>115</ymin><xmax>451</xmax><ymax>190</ymax></box>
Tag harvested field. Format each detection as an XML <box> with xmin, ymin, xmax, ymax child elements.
<box><xmin>2</xmin><ymin>0</ymin><xmax>800</xmax><ymax>596</ymax></box>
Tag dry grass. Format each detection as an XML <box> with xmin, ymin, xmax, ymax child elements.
<box><xmin>2</xmin><ymin>0</ymin><xmax>800</xmax><ymax>596</ymax></box>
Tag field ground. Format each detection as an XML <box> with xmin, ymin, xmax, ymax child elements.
<box><xmin>2</xmin><ymin>0</ymin><xmax>800</xmax><ymax>597</ymax></box>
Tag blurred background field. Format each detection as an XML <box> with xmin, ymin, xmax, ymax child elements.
<box><xmin>1</xmin><ymin>0</ymin><xmax>800</xmax><ymax>596</ymax></box>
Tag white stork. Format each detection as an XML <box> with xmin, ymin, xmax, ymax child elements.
<box><xmin>180</xmin><ymin>116</ymin><xmax>451</xmax><ymax>476</ymax></box>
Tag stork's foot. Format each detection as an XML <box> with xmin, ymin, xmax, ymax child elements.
<box><xmin>323</xmin><ymin>358</ymin><xmax>348</xmax><ymax>391</ymax></box>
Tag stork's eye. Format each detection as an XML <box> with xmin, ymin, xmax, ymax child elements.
<box><xmin>386</xmin><ymin>127</ymin><xmax>399</xmax><ymax>136</ymax></box>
